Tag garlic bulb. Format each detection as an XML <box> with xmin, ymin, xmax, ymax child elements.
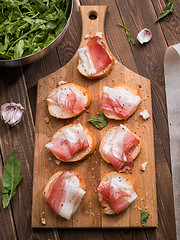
<box><xmin>137</xmin><ymin>28</ymin><xmax>152</xmax><ymax>44</ymax></box>
<box><xmin>1</xmin><ymin>103</ymin><xmax>24</xmax><ymax>127</ymax></box>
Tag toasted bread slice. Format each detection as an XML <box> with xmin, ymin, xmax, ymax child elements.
<box><xmin>43</xmin><ymin>171</ymin><xmax>86</xmax><ymax>220</ymax></box>
<box><xmin>99</xmin><ymin>125</ymin><xmax>141</xmax><ymax>171</ymax></box>
<box><xmin>77</xmin><ymin>37</ymin><xmax>114</xmax><ymax>80</ymax></box>
<box><xmin>46</xmin><ymin>123</ymin><xmax>96</xmax><ymax>162</ymax></box>
<box><xmin>100</xmin><ymin>83</ymin><xmax>142</xmax><ymax>120</ymax></box>
<box><xmin>98</xmin><ymin>171</ymin><xmax>137</xmax><ymax>214</ymax></box>
<box><xmin>47</xmin><ymin>83</ymin><xmax>91</xmax><ymax>119</ymax></box>
<box><xmin>43</xmin><ymin>170</ymin><xmax>85</xmax><ymax>198</ymax></box>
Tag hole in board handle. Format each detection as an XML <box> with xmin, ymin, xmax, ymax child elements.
<box><xmin>88</xmin><ymin>11</ymin><xmax>97</xmax><ymax>20</ymax></box>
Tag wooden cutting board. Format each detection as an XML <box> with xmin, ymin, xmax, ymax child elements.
<box><xmin>32</xmin><ymin>5</ymin><xmax>158</xmax><ymax>228</ymax></box>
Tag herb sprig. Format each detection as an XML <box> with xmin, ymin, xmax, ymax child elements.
<box><xmin>88</xmin><ymin>111</ymin><xmax>108</xmax><ymax>130</ymax></box>
<box><xmin>141</xmin><ymin>210</ymin><xmax>150</xmax><ymax>226</ymax></box>
<box><xmin>2</xmin><ymin>149</ymin><xmax>22</xmax><ymax>208</ymax></box>
<box><xmin>156</xmin><ymin>0</ymin><xmax>174</xmax><ymax>22</ymax></box>
<box><xmin>0</xmin><ymin>0</ymin><xmax>71</xmax><ymax>60</ymax></box>
<box><xmin>116</xmin><ymin>23</ymin><xmax>135</xmax><ymax>45</ymax></box>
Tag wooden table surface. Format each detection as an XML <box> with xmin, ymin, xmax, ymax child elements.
<box><xmin>0</xmin><ymin>0</ymin><xmax>179</xmax><ymax>239</ymax></box>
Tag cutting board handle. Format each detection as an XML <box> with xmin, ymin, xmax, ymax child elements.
<box><xmin>79</xmin><ymin>5</ymin><xmax>108</xmax><ymax>47</ymax></box>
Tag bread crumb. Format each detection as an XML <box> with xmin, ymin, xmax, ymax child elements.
<box><xmin>91</xmin><ymin>212</ymin><xmax>95</xmax><ymax>216</ymax></box>
<box><xmin>58</xmin><ymin>80</ymin><xmax>67</xmax><ymax>85</ymax></box>
<box><xmin>45</xmin><ymin>117</ymin><xmax>50</xmax><ymax>124</ymax></box>
<box><xmin>95</xmin><ymin>32</ymin><xmax>103</xmax><ymax>38</ymax></box>
<box><xmin>94</xmin><ymin>189</ymin><xmax>97</xmax><ymax>193</ymax></box>
<box><xmin>48</xmin><ymin>157</ymin><xmax>52</xmax><ymax>161</ymax></box>
<box><xmin>140</xmin><ymin>161</ymin><xmax>148</xmax><ymax>171</ymax></box>
<box><xmin>84</xmin><ymin>34</ymin><xmax>89</xmax><ymax>39</ymax></box>
<box><xmin>137</xmin><ymin>207</ymin><xmax>142</xmax><ymax>211</ymax></box>
<box><xmin>41</xmin><ymin>212</ymin><xmax>46</xmax><ymax>225</ymax></box>
<box><xmin>55</xmin><ymin>159</ymin><xmax>61</xmax><ymax>166</ymax></box>
<box><xmin>85</xmin><ymin>211</ymin><xmax>88</xmax><ymax>215</ymax></box>
<box><xmin>91</xmin><ymin>168</ymin><xmax>94</xmax><ymax>171</ymax></box>
<box><xmin>134</xmin><ymin>205</ymin><xmax>137</xmax><ymax>209</ymax></box>
<box><xmin>140</xmin><ymin>109</ymin><xmax>150</xmax><ymax>120</ymax></box>
<box><xmin>140</xmin><ymin>197</ymin><xmax>145</xmax><ymax>201</ymax></box>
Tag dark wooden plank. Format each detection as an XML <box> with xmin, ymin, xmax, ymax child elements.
<box><xmin>0</xmin><ymin>67</ymin><xmax>59</xmax><ymax>240</ymax></box>
<box><xmin>152</xmin><ymin>0</ymin><xmax>180</xmax><ymax>45</ymax></box>
<box><xmin>22</xmin><ymin>44</ymin><xmax>60</xmax><ymax>89</ymax></box>
<box><xmin>59</xmin><ymin>229</ymin><xmax>104</xmax><ymax>240</ymax></box>
<box><xmin>103</xmin><ymin>229</ymin><xmax>149</xmax><ymax>240</ymax></box>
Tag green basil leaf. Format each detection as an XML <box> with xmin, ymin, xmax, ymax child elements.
<box><xmin>88</xmin><ymin>111</ymin><xmax>108</xmax><ymax>130</ymax></box>
<box><xmin>2</xmin><ymin>149</ymin><xmax>22</xmax><ymax>208</ymax></box>
<box><xmin>141</xmin><ymin>210</ymin><xmax>150</xmax><ymax>226</ymax></box>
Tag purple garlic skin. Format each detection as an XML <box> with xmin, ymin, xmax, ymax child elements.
<box><xmin>1</xmin><ymin>103</ymin><xmax>24</xmax><ymax>127</ymax></box>
<box><xmin>137</xmin><ymin>28</ymin><xmax>152</xmax><ymax>44</ymax></box>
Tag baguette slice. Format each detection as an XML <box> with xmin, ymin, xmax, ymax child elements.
<box><xmin>98</xmin><ymin>171</ymin><xmax>137</xmax><ymax>214</ymax></box>
<box><xmin>46</xmin><ymin>123</ymin><xmax>96</xmax><ymax>162</ymax></box>
<box><xmin>100</xmin><ymin>124</ymin><xmax>141</xmax><ymax>172</ymax></box>
<box><xmin>77</xmin><ymin>36</ymin><xmax>114</xmax><ymax>80</ymax></box>
<box><xmin>47</xmin><ymin>83</ymin><xmax>91</xmax><ymax>119</ymax></box>
<box><xmin>100</xmin><ymin>83</ymin><xmax>142</xmax><ymax>120</ymax></box>
<box><xmin>43</xmin><ymin>171</ymin><xmax>86</xmax><ymax>220</ymax></box>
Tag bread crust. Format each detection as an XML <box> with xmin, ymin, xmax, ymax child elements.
<box><xmin>98</xmin><ymin>171</ymin><xmax>136</xmax><ymax>215</ymax></box>
<box><xmin>99</xmin><ymin>126</ymin><xmax>141</xmax><ymax>165</ymax></box>
<box><xmin>77</xmin><ymin>41</ymin><xmax>115</xmax><ymax>80</ymax></box>
<box><xmin>47</xmin><ymin>83</ymin><xmax>91</xmax><ymax>119</ymax></box>
<box><xmin>48</xmin><ymin>124</ymin><xmax>96</xmax><ymax>162</ymax></box>
<box><xmin>101</xmin><ymin>83</ymin><xmax>142</xmax><ymax>120</ymax></box>
<box><xmin>43</xmin><ymin>170</ymin><xmax>85</xmax><ymax>198</ymax></box>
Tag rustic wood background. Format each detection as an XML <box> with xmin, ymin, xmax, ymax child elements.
<box><xmin>0</xmin><ymin>0</ymin><xmax>179</xmax><ymax>239</ymax></box>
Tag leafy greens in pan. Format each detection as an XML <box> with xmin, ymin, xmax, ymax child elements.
<box><xmin>0</xmin><ymin>0</ymin><xmax>71</xmax><ymax>60</ymax></box>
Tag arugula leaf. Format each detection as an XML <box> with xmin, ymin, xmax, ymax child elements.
<box><xmin>116</xmin><ymin>23</ymin><xmax>135</xmax><ymax>45</ymax></box>
<box><xmin>0</xmin><ymin>0</ymin><xmax>71</xmax><ymax>60</ymax></box>
<box><xmin>88</xmin><ymin>111</ymin><xmax>108</xmax><ymax>130</ymax></box>
<box><xmin>14</xmin><ymin>39</ymin><xmax>24</xmax><ymax>59</ymax></box>
<box><xmin>2</xmin><ymin>149</ymin><xmax>22</xmax><ymax>208</ymax></box>
<box><xmin>141</xmin><ymin>210</ymin><xmax>150</xmax><ymax>226</ymax></box>
<box><xmin>156</xmin><ymin>0</ymin><xmax>173</xmax><ymax>22</ymax></box>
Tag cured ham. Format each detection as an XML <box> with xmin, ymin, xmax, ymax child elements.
<box><xmin>47</xmin><ymin>85</ymin><xmax>85</xmax><ymax>115</ymax></box>
<box><xmin>98</xmin><ymin>172</ymin><xmax>137</xmax><ymax>214</ymax></box>
<box><xmin>100</xmin><ymin>124</ymin><xmax>140</xmax><ymax>172</ymax></box>
<box><xmin>44</xmin><ymin>171</ymin><xmax>86</xmax><ymax>220</ymax></box>
<box><xmin>78</xmin><ymin>36</ymin><xmax>112</xmax><ymax>75</ymax></box>
<box><xmin>101</xmin><ymin>85</ymin><xmax>142</xmax><ymax>120</ymax></box>
<box><xmin>46</xmin><ymin>123</ymin><xmax>89</xmax><ymax>161</ymax></box>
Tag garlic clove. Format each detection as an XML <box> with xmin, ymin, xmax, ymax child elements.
<box><xmin>137</xmin><ymin>28</ymin><xmax>152</xmax><ymax>44</ymax></box>
<box><xmin>1</xmin><ymin>102</ymin><xmax>24</xmax><ymax>127</ymax></box>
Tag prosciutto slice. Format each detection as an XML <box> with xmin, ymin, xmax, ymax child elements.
<box><xmin>101</xmin><ymin>86</ymin><xmax>142</xmax><ymax>120</ymax></box>
<box><xmin>78</xmin><ymin>36</ymin><xmax>112</xmax><ymax>75</ymax></box>
<box><xmin>45</xmin><ymin>171</ymin><xmax>86</xmax><ymax>220</ymax></box>
<box><xmin>46</xmin><ymin>124</ymin><xmax>89</xmax><ymax>160</ymax></box>
<box><xmin>102</xmin><ymin>125</ymin><xmax>139</xmax><ymax>172</ymax></box>
<box><xmin>47</xmin><ymin>87</ymin><xmax>85</xmax><ymax>115</ymax></box>
<box><xmin>98</xmin><ymin>176</ymin><xmax>137</xmax><ymax>214</ymax></box>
